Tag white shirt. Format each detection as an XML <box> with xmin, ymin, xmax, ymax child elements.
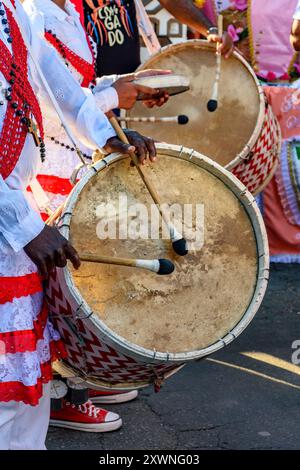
<box><xmin>0</xmin><ymin>0</ymin><xmax>117</xmax><ymax>254</ymax></box>
<box><xmin>23</xmin><ymin>0</ymin><xmax>119</xmax><ymax>113</ymax></box>
<box><xmin>294</xmin><ymin>0</ymin><xmax>300</xmax><ymax>19</ymax></box>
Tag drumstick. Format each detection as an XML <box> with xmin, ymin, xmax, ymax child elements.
<box><xmin>46</xmin><ymin>204</ymin><xmax>64</xmax><ymax>226</ymax></box>
<box><xmin>80</xmin><ymin>253</ymin><xmax>175</xmax><ymax>275</ymax></box>
<box><xmin>207</xmin><ymin>14</ymin><xmax>223</xmax><ymax>113</ymax></box>
<box><xmin>119</xmin><ymin>115</ymin><xmax>189</xmax><ymax>125</ymax></box>
<box><xmin>109</xmin><ymin>116</ymin><xmax>188</xmax><ymax>256</ymax></box>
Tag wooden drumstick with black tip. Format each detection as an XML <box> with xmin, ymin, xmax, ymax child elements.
<box><xmin>207</xmin><ymin>15</ymin><xmax>223</xmax><ymax>113</ymax></box>
<box><xmin>80</xmin><ymin>253</ymin><xmax>175</xmax><ymax>275</ymax></box>
<box><xmin>109</xmin><ymin>116</ymin><xmax>188</xmax><ymax>256</ymax></box>
<box><xmin>119</xmin><ymin>115</ymin><xmax>189</xmax><ymax>125</ymax></box>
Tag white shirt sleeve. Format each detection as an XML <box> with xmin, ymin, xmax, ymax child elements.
<box><xmin>92</xmin><ymin>75</ymin><xmax>119</xmax><ymax>113</ymax></box>
<box><xmin>93</xmin><ymin>86</ymin><xmax>119</xmax><ymax>113</ymax></box>
<box><xmin>94</xmin><ymin>75</ymin><xmax>119</xmax><ymax>91</ymax></box>
<box><xmin>294</xmin><ymin>1</ymin><xmax>300</xmax><ymax>19</ymax></box>
<box><xmin>0</xmin><ymin>176</ymin><xmax>45</xmax><ymax>252</ymax></box>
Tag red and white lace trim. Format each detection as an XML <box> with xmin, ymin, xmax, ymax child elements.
<box><xmin>0</xmin><ymin>272</ymin><xmax>42</xmax><ymax>304</ymax></box>
<box><xmin>0</xmin><ymin>301</ymin><xmax>48</xmax><ymax>353</ymax></box>
<box><xmin>27</xmin><ymin>174</ymin><xmax>78</xmax><ymax>196</ymax></box>
<box><xmin>0</xmin><ymin>340</ymin><xmax>66</xmax><ymax>406</ymax></box>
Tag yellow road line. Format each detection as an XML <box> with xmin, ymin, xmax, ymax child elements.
<box><xmin>241</xmin><ymin>352</ymin><xmax>300</xmax><ymax>376</ymax></box>
<box><xmin>206</xmin><ymin>357</ymin><xmax>300</xmax><ymax>390</ymax></box>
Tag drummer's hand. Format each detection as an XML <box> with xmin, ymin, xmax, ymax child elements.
<box><xmin>207</xmin><ymin>31</ymin><xmax>234</xmax><ymax>59</ymax></box>
<box><xmin>143</xmin><ymin>90</ymin><xmax>169</xmax><ymax>108</ymax></box>
<box><xmin>103</xmin><ymin>134</ymin><xmax>156</xmax><ymax>165</ymax></box>
<box><xmin>113</xmin><ymin>76</ymin><xmax>161</xmax><ymax>110</ymax></box>
<box><xmin>103</xmin><ymin>136</ymin><xmax>136</xmax><ymax>155</ymax></box>
<box><xmin>124</xmin><ymin>130</ymin><xmax>157</xmax><ymax>164</ymax></box>
<box><xmin>24</xmin><ymin>225</ymin><xmax>81</xmax><ymax>279</ymax></box>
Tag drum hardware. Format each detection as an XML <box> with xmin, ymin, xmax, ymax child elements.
<box><xmin>59</xmin><ymin>223</ymin><xmax>71</xmax><ymax>231</ymax></box>
<box><xmin>119</xmin><ymin>115</ymin><xmax>189</xmax><ymax>125</ymax></box>
<box><xmin>207</xmin><ymin>15</ymin><xmax>223</xmax><ymax>113</ymax></box>
<box><xmin>153</xmin><ymin>375</ymin><xmax>165</xmax><ymax>393</ymax></box>
<box><xmin>70</xmin><ymin>162</ymin><xmax>89</xmax><ymax>185</ymax></box>
<box><xmin>147</xmin><ymin>363</ymin><xmax>166</xmax><ymax>392</ymax></box>
<box><xmin>74</xmin><ymin>303</ymin><xmax>94</xmax><ymax>321</ymax></box>
<box><xmin>178</xmin><ymin>146</ymin><xmax>185</xmax><ymax>159</ymax></box>
<box><xmin>80</xmin><ymin>253</ymin><xmax>175</xmax><ymax>276</ymax></box>
<box><xmin>60</xmin><ymin>211</ymin><xmax>72</xmax><ymax>219</ymax></box>
<box><xmin>61</xmin><ymin>317</ymin><xmax>85</xmax><ymax>347</ymax></box>
<box><xmin>109</xmin><ymin>116</ymin><xmax>188</xmax><ymax>257</ymax></box>
<box><xmin>91</xmin><ymin>157</ymin><xmax>109</xmax><ymax>174</ymax></box>
<box><xmin>55</xmin><ymin>211</ymin><xmax>72</xmax><ymax>230</ymax></box>
<box><xmin>188</xmin><ymin>149</ymin><xmax>195</xmax><ymax>160</ymax></box>
<box><xmin>259</xmin><ymin>274</ymin><xmax>269</xmax><ymax>282</ymax></box>
<box><xmin>242</xmin><ymin>150</ymin><xmax>255</xmax><ymax>162</ymax></box>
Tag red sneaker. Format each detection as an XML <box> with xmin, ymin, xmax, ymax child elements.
<box><xmin>50</xmin><ymin>400</ymin><xmax>122</xmax><ymax>433</ymax></box>
<box><xmin>89</xmin><ymin>389</ymin><xmax>138</xmax><ymax>404</ymax></box>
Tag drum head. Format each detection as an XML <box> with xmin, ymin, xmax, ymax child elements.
<box><xmin>126</xmin><ymin>41</ymin><xmax>264</xmax><ymax>168</ymax></box>
<box><xmin>66</xmin><ymin>145</ymin><xmax>267</xmax><ymax>357</ymax></box>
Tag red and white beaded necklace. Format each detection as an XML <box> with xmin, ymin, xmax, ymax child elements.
<box><xmin>44</xmin><ymin>29</ymin><xmax>96</xmax><ymax>88</ymax></box>
<box><xmin>0</xmin><ymin>0</ymin><xmax>45</xmax><ymax>179</ymax></box>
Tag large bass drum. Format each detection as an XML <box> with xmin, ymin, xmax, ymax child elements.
<box><xmin>46</xmin><ymin>143</ymin><xmax>269</xmax><ymax>391</ymax></box>
<box><xmin>126</xmin><ymin>40</ymin><xmax>281</xmax><ymax>195</ymax></box>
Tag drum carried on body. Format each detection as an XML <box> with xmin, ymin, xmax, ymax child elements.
<box><xmin>46</xmin><ymin>143</ymin><xmax>269</xmax><ymax>391</ymax></box>
<box><xmin>125</xmin><ymin>40</ymin><xmax>281</xmax><ymax>195</ymax></box>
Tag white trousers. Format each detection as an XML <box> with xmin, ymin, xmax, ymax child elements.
<box><xmin>0</xmin><ymin>383</ymin><xmax>51</xmax><ymax>450</ymax></box>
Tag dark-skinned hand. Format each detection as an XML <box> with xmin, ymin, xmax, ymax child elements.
<box><xmin>24</xmin><ymin>225</ymin><xmax>81</xmax><ymax>279</ymax></box>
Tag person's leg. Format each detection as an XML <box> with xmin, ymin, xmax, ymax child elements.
<box><xmin>9</xmin><ymin>383</ymin><xmax>51</xmax><ymax>450</ymax></box>
<box><xmin>0</xmin><ymin>401</ymin><xmax>18</xmax><ymax>450</ymax></box>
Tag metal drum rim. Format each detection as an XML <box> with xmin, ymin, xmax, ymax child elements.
<box><xmin>58</xmin><ymin>143</ymin><xmax>269</xmax><ymax>364</ymax></box>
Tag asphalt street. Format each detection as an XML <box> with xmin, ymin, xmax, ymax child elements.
<box><xmin>46</xmin><ymin>263</ymin><xmax>300</xmax><ymax>450</ymax></box>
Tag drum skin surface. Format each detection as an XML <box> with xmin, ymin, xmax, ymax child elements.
<box><xmin>46</xmin><ymin>144</ymin><xmax>269</xmax><ymax>389</ymax></box>
<box><xmin>128</xmin><ymin>41</ymin><xmax>261</xmax><ymax>167</ymax></box>
<box><xmin>70</xmin><ymin>157</ymin><xmax>256</xmax><ymax>353</ymax></box>
<box><xmin>126</xmin><ymin>41</ymin><xmax>281</xmax><ymax>195</ymax></box>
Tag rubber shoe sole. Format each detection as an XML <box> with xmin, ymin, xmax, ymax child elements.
<box><xmin>49</xmin><ymin>417</ymin><xmax>122</xmax><ymax>433</ymax></box>
<box><xmin>89</xmin><ymin>390</ymin><xmax>138</xmax><ymax>405</ymax></box>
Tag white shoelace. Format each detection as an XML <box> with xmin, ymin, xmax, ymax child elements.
<box><xmin>67</xmin><ymin>400</ymin><xmax>102</xmax><ymax>418</ymax></box>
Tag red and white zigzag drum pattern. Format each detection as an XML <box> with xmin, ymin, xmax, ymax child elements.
<box><xmin>46</xmin><ymin>269</ymin><xmax>184</xmax><ymax>391</ymax></box>
<box><xmin>46</xmin><ymin>269</ymin><xmax>181</xmax><ymax>388</ymax></box>
<box><xmin>232</xmin><ymin>105</ymin><xmax>281</xmax><ymax>195</ymax></box>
